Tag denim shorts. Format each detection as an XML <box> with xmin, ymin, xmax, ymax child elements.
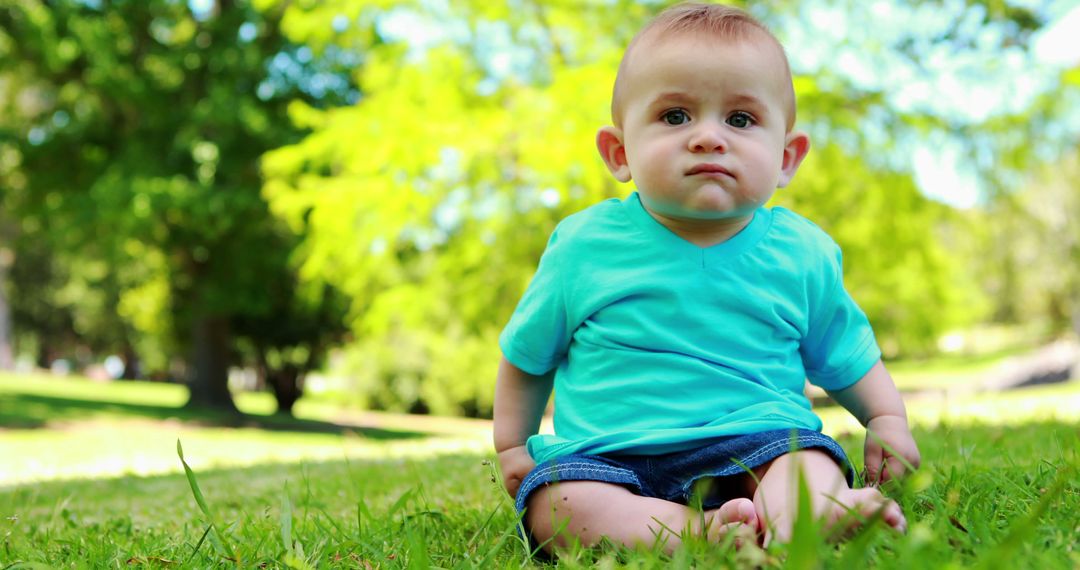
<box><xmin>514</xmin><ymin>428</ymin><xmax>855</xmax><ymax>516</ymax></box>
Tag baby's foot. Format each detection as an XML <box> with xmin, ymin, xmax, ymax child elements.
<box><xmin>824</xmin><ymin>487</ymin><xmax>907</xmax><ymax>539</ymax></box>
<box><xmin>703</xmin><ymin>498</ymin><xmax>758</xmax><ymax>547</ymax></box>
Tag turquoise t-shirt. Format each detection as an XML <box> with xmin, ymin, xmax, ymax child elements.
<box><xmin>499</xmin><ymin>192</ymin><xmax>881</xmax><ymax>464</ymax></box>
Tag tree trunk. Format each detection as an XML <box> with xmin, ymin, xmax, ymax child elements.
<box><xmin>120</xmin><ymin>344</ymin><xmax>140</xmax><ymax>380</ymax></box>
<box><xmin>0</xmin><ymin>248</ymin><xmax>12</xmax><ymax>371</ymax></box>
<box><xmin>267</xmin><ymin>365</ymin><xmax>302</xmax><ymax>416</ymax></box>
<box><xmin>36</xmin><ymin>342</ymin><xmax>50</xmax><ymax>370</ymax></box>
<box><xmin>184</xmin><ymin>314</ymin><xmax>238</xmax><ymax>413</ymax></box>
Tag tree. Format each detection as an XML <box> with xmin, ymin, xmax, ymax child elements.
<box><xmin>262</xmin><ymin>0</ymin><xmax>1059</xmax><ymax>416</ymax></box>
<box><xmin>1004</xmin><ymin>65</ymin><xmax>1080</xmax><ymax>338</ymax></box>
<box><xmin>3</xmin><ymin>0</ymin><xmax>1064</xmax><ymax>418</ymax></box>
<box><xmin>231</xmin><ymin>228</ymin><xmax>350</xmax><ymax>415</ymax></box>
<box><xmin>0</xmin><ymin>219</ymin><xmax>12</xmax><ymax>370</ymax></box>
<box><xmin>0</xmin><ymin>0</ymin><xmax>347</xmax><ymax>412</ymax></box>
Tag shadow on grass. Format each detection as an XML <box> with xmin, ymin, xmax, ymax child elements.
<box><xmin>0</xmin><ymin>391</ymin><xmax>428</xmax><ymax>440</ymax></box>
<box><xmin>2</xmin><ymin>420</ymin><xmax>1076</xmax><ymax>570</ymax></box>
<box><xmin>0</xmin><ymin>449</ymin><xmax>501</xmax><ymax>534</ymax></box>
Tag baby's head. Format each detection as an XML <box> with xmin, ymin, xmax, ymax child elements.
<box><xmin>597</xmin><ymin>2</ymin><xmax>809</xmax><ymax>223</ymax></box>
<box><xmin>610</xmin><ymin>3</ymin><xmax>796</xmax><ymax>131</ymax></box>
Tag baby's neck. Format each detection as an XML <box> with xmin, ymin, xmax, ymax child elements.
<box><xmin>643</xmin><ymin>208</ymin><xmax>754</xmax><ymax>248</ymax></box>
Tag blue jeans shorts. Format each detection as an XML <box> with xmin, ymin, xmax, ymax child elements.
<box><xmin>514</xmin><ymin>428</ymin><xmax>855</xmax><ymax>517</ymax></box>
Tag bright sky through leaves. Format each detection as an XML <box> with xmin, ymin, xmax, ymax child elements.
<box><xmin>370</xmin><ymin>1</ymin><xmax>1080</xmax><ymax>210</ymax></box>
<box><xmin>188</xmin><ymin>0</ymin><xmax>1080</xmax><ymax>210</ymax></box>
<box><xmin>190</xmin><ymin>0</ymin><xmax>1079</xmax><ymax>211</ymax></box>
<box><xmin>780</xmin><ymin>0</ymin><xmax>1080</xmax><ymax>209</ymax></box>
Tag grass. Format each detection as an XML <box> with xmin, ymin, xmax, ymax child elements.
<box><xmin>0</xmin><ymin>373</ymin><xmax>490</xmax><ymax>486</ymax></box>
<box><xmin>886</xmin><ymin>346</ymin><xmax>1030</xmax><ymax>393</ymax></box>
<box><xmin>2</xmin><ymin>371</ymin><xmax>1080</xmax><ymax>568</ymax></box>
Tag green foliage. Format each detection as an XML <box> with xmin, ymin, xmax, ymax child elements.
<box><xmin>2</xmin><ymin>0</ymin><xmax>1072</xmax><ymax>416</ymax></box>
<box><xmin>990</xmin><ymin>84</ymin><xmax>1080</xmax><ymax>337</ymax></box>
<box><xmin>263</xmin><ymin>1</ymin><xmax>632</xmax><ymax>415</ymax></box>
<box><xmin>774</xmin><ymin>142</ymin><xmax>989</xmax><ymax>357</ymax></box>
<box><xmin>262</xmin><ymin>1</ymin><xmax>1049</xmax><ymax>415</ymax></box>
<box><xmin>0</xmin><ymin>0</ymin><xmax>348</xmax><ymax>410</ymax></box>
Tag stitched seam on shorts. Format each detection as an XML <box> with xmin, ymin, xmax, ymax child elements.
<box><xmin>523</xmin><ymin>462</ymin><xmax>641</xmax><ymax>488</ymax></box>
<box><xmin>517</xmin><ymin>461</ymin><xmax>643</xmax><ymax>512</ymax></box>
<box><xmin>679</xmin><ymin>434</ymin><xmax>840</xmax><ymax>497</ymax></box>
<box><xmin>737</xmin><ymin>434</ymin><xmax>836</xmax><ymax>468</ymax></box>
<box><xmin>682</xmin><ymin>433</ymin><xmax>833</xmax><ymax>487</ymax></box>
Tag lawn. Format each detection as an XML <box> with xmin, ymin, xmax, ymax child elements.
<box><xmin>1</xmin><ymin>370</ymin><xmax>1079</xmax><ymax>568</ymax></box>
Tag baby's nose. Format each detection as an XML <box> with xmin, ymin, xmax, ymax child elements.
<box><xmin>689</xmin><ymin>122</ymin><xmax>728</xmax><ymax>152</ymax></box>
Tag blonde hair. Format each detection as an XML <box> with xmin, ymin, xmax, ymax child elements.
<box><xmin>610</xmin><ymin>2</ymin><xmax>796</xmax><ymax>129</ymax></box>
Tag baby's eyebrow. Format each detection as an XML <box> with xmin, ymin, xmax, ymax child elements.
<box><xmin>725</xmin><ymin>93</ymin><xmax>767</xmax><ymax>109</ymax></box>
<box><xmin>649</xmin><ymin>91</ymin><xmax>769</xmax><ymax>112</ymax></box>
<box><xmin>650</xmin><ymin>91</ymin><xmax>698</xmax><ymax>106</ymax></box>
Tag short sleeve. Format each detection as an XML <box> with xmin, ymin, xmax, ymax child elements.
<box><xmin>498</xmin><ymin>228</ymin><xmax>573</xmax><ymax>375</ymax></box>
<box><xmin>800</xmin><ymin>244</ymin><xmax>881</xmax><ymax>391</ymax></box>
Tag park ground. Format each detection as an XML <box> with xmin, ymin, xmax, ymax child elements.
<box><xmin>1</xmin><ymin>347</ymin><xmax>1079</xmax><ymax>568</ymax></box>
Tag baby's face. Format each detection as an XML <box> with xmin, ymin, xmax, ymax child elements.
<box><xmin>611</xmin><ymin>33</ymin><xmax>801</xmax><ymax>222</ymax></box>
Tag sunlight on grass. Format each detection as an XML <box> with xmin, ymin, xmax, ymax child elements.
<box><xmin>0</xmin><ymin>419</ymin><xmax>490</xmax><ymax>487</ymax></box>
<box><xmin>0</xmin><ymin>373</ymin><xmax>491</xmax><ymax>488</ymax></box>
<box><xmin>3</xmin><ymin>372</ymin><xmax>1079</xmax><ymax>567</ymax></box>
<box><xmin>819</xmin><ymin>380</ymin><xmax>1080</xmax><ymax>436</ymax></box>
<box><xmin>888</xmin><ymin>360</ymin><xmax>1006</xmax><ymax>392</ymax></box>
<box><xmin>4</xmin><ymin>370</ymin><xmax>1078</xmax><ymax>489</ymax></box>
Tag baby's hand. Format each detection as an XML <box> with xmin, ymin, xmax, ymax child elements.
<box><xmin>864</xmin><ymin>415</ymin><xmax>921</xmax><ymax>485</ymax></box>
<box><xmin>496</xmin><ymin>445</ymin><xmax>536</xmax><ymax>498</ymax></box>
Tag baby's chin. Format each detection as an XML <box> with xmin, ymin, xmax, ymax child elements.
<box><xmin>640</xmin><ymin>191</ymin><xmax>757</xmax><ymax>222</ymax></box>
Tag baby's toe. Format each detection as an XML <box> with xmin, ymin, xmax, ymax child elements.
<box><xmin>717</xmin><ymin>497</ymin><xmax>758</xmax><ymax>526</ymax></box>
<box><xmin>850</xmin><ymin>488</ymin><xmax>905</xmax><ymax>532</ymax></box>
<box><xmin>707</xmin><ymin>498</ymin><xmax>759</xmax><ymax>546</ymax></box>
<box><xmin>881</xmin><ymin>499</ymin><xmax>907</xmax><ymax>533</ymax></box>
<box><xmin>826</xmin><ymin>488</ymin><xmax>906</xmax><ymax>539</ymax></box>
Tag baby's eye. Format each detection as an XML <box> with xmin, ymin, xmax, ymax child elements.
<box><xmin>726</xmin><ymin>112</ymin><xmax>754</xmax><ymax>128</ymax></box>
<box><xmin>661</xmin><ymin>109</ymin><xmax>690</xmax><ymax>125</ymax></box>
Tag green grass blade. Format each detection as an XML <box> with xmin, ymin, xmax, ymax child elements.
<box><xmin>281</xmin><ymin>481</ymin><xmax>294</xmax><ymax>555</ymax></box>
<box><xmin>974</xmin><ymin>465</ymin><xmax>1076</xmax><ymax>569</ymax></box>
<box><xmin>388</xmin><ymin>488</ymin><xmax>415</xmax><ymax>519</ymax></box>
<box><xmin>785</xmin><ymin>466</ymin><xmax>822</xmax><ymax>570</ymax></box>
<box><xmin>465</xmin><ymin>524</ymin><xmax>517</xmax><ymax>569</ymax></box>
<box><xmin>182</xmin><ymin>524</ymin><xmax>214</xmax><ymax>566</ymax></box>
<box><xmin>404</xmin><ymin>524</ymin><xmax>432</xmax><ymax>570</ymax></box>
<box><xmin>464</xmin><ymin>503</ymin><xmax>502</xmax><ymax>550</ymax></box>
<box><xmin>833</xmin><ymin>510</ymin><xmax>878</xmax><ymax>567</ymax></box>
<box><xmin>279</xmin><ymin>482</ymin><xmax>318</xmax><ymax>569</ymax></box>
<box><xmin>175</xmin><ymin>439</ymin><xmax>231</xmax><ymax>559</ymax></box>
<box><xmin>314</xmin><ymin>506</ymin><xmax>350</xmax><ymax>542</ymax></box>
<box><xmin>176</xmin><ymin>440</ymin><xmax>213</xmax><ymax>520</ymax></box>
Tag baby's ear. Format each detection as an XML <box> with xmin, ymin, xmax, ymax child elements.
<box><xmin>778</xmin><ymin>131</ymin><xmax>810</xmax><ymax>188</ymax></box>
<box><xmin>596</xmin><ymin>126</ymin><xmax>631</xmax><ymax>183</ymax></box>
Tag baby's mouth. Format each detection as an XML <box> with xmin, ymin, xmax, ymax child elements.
<box><xmin>686</xmin><ymin>164</ymin><xmax>733</xmax><ymax>177</ymax></box>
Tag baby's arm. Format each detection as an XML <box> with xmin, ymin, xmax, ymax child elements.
<box><xmin>826</xmin><ymin>360</ymin><xmax>921</xmax><ymax>484</ymax></box>
<box><xmin>493</xmin><ymin>356</ymin><xmax>554</xmax><ymax>497</ymax></box>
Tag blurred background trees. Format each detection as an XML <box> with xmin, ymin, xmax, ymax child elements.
<box><xmin>0</xmin><ymin>0</ymin><xmax>350</xmax><ymax>413</ymax></box>
<box><xmin>1</xmin><ymin>0</ymin><xmax>1077</xmax><ymax>417</ymax></box>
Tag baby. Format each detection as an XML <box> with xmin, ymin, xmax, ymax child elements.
<box><xmin>493</xmin><ymin>1</ymin><xmax>921</xmax><ymax>554</ymax></box>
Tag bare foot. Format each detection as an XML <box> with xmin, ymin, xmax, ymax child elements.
<box><xmin>752</xmin><ymin>449</ymin><xmax>907</xmax><ymax>546</ymax></box>
<box><xmin>823</xmin><ymin>487</ymin><xmax>906</xmax><ymax>539</ymax></box>
<box><xmin>701</xmin><ymin>497</ymin><xmax>758</xmax><ymax>546</ymax></box>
